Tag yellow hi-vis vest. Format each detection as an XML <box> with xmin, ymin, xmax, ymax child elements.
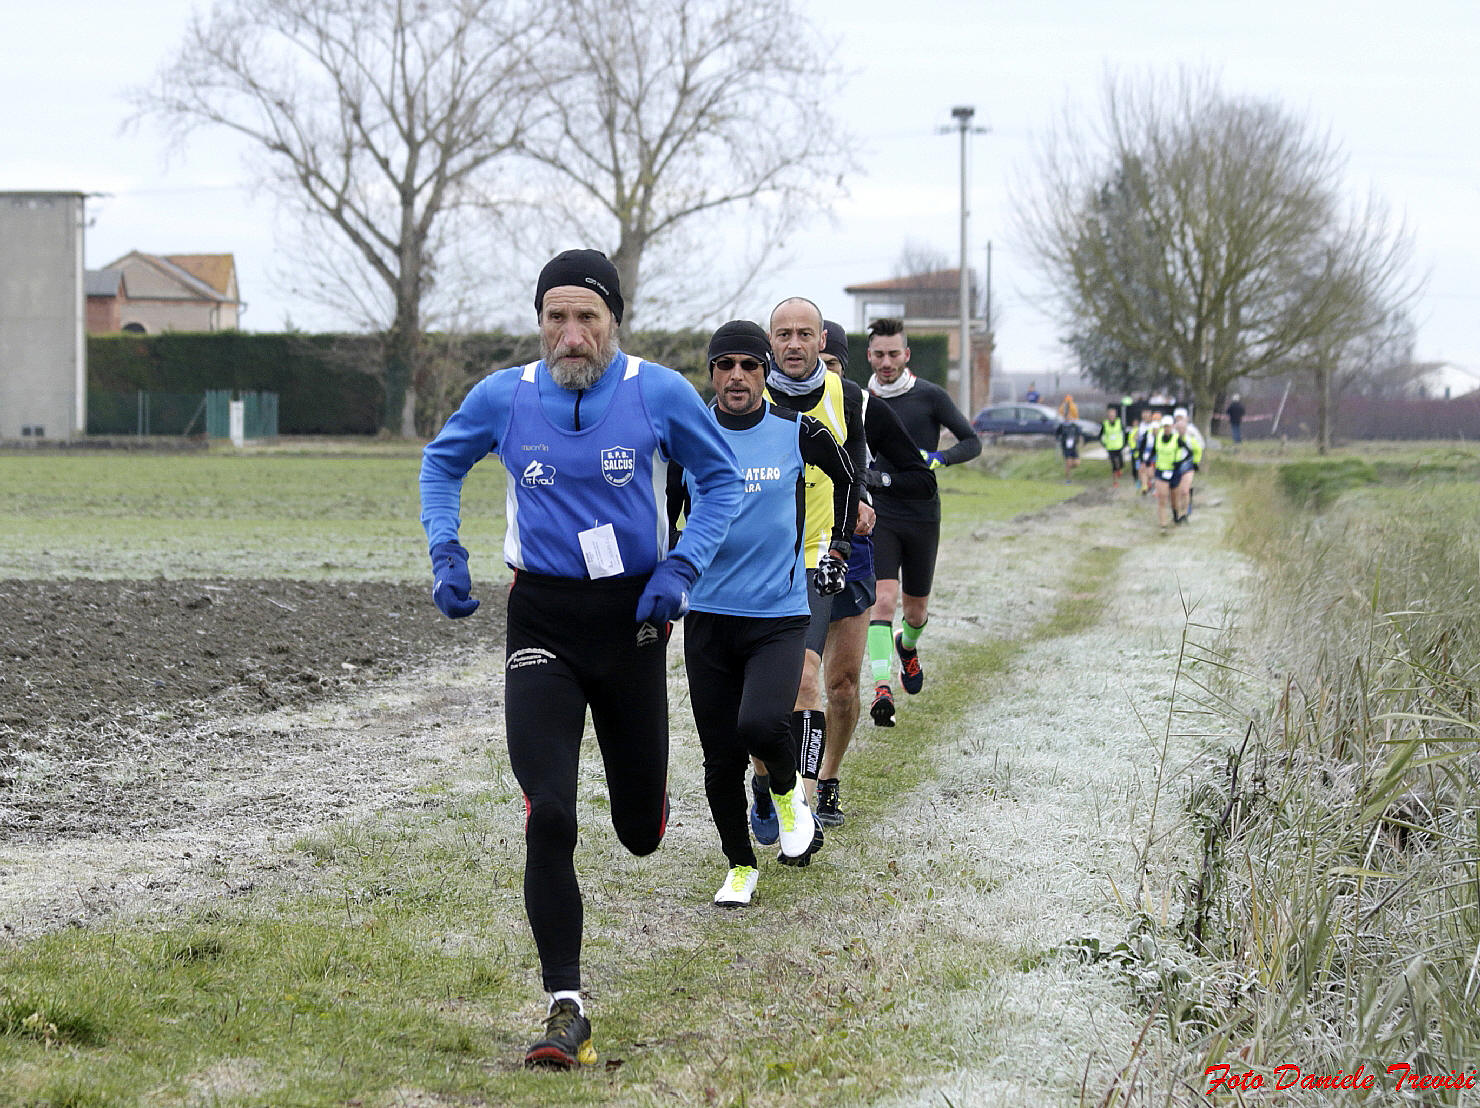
<box><xmin>1101</xmin><ymin>417</ymin><xmax>1126</xmax><ymax>451</ymax></box>
<box><xmin>1153</xmin><ymin>431</ymin><xmax>1186</xmax><ymax>471</ymax></box>
<box><xmin>764</xmin><ymin>370</ymin><xmax>846</xmax><ymax>569</ymax></box>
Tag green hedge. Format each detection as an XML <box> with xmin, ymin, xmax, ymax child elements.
<box><xmin>87</xmin><ymin>328</ymin><xmax>953</xmax><ymax>436</ymax></box>
<box><xmin>88</xmin><ymin>333</ymin><xmax>383</xmax><ymax>435</ymax></box>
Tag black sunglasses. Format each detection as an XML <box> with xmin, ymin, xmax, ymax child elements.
<box><xmin>712</xmin><ymin>356</ymin><xmax>764</xmax><ymax>373</ymax></box>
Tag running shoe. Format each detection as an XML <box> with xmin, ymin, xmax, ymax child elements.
<box><xmin>525</xmin><ymin>998</ymin><xmax>596</xmax><ymax>1068</ymax></box>
<box><xmin>714</xmin><ymin>865</ymin><xmax>758</xmax><ymax>907</ymax></box>
<box><xmin>870</xmin><ymin>683</ymin><xmax>896</xmax><ymax>727</ymax></box>
<box><xmin>749</xmin><ymin>773</ymin><xmax>779</xmax><ymax>845</ymax></box>
<box><xmin>815</xmin><ymin>778</ymin><xmax>844</xmax><ymax>827</ymax></box>
<box><xmin>895</xmin><ymin>632</ymin><xmax>924</xmax><ymax>694</ymax></box>
<box><xmin>772</xmin><ymin>783</ymin><xmax>816</xmax><ymax>858</ymax></box>
<box><xmin>776</xmin><ymin>818</ymin><xmax>824</xmax><ymax>867</ymax></box>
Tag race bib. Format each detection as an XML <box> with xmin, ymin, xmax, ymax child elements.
<box><xmin>578</xmin><ymin>523</ymin><xmax>624</xmax><ymax>579</ymax></box>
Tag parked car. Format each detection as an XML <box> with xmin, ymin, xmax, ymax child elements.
<box><xmin>972</xmin><ymin>402</ymin><xmax>1101</xmax><ymax>443</ymax></box>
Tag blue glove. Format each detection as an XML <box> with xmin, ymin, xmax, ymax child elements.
<box><xmin>921</xmin><ymin>450</ymin><xmax>946</xmax><ymax>470</ymax></box>
<box><xmin>430</xmin><ymin>540</ymin><xmax>480</xmax><ymax>619</ymax></box>
<box><xmin>635</xmin><ymin>555</ymin><xmax>698</xmax><ymax>624</ymax></box>
<box><xmin>814</xmin><ymin>553</ymin><xmax>847</xmax><ymax>596</ymax></box>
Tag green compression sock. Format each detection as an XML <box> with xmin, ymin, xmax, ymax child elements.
<box><xmin>867</xmin><ymin>620</ymin><xmax>894</xmax><ymax>684</ymax></box>
<box><xmin>899</xmin><ymin>617</ymin><xmax>927</xmax><ymax>651</ymax></box>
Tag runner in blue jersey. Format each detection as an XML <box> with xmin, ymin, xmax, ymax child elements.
<box><xmin>419</xmin><ymin>250</ymin><xmax>742</xmax><ymax>1070</ymax></box>
<box><xmin>667</xmin><ymin>321</ymin><xmax>854</xmax><ymax>903</ymax></box>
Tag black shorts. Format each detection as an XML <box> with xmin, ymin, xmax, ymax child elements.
<box><xmin>871</xmin><ymin>517</ymin><xmax>941</xmax><ymax>597</ymax></box>
<box><xmin>1060</xmin><ymin>443</ymin><xmax>1079</xmax><ymax>459</ymax></box>
<box><xmin>829</xmin><ymin>576</ymin><xmax>876</xmax><ymax>622</ymax></box>
<box><xmin>1107</xmin><ymin>448</ymin><xmax>1124</xmax><ymax>471</ymax></box>
<box><xmin>1155</xmin><ymin>464</ymin><xmax>1191</xmax><ymax>489</ymax></box>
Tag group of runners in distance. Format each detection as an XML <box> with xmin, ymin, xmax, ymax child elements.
<box><xmin>1094</xmin><ymin>400</ymin><xmax>1204</xmax><ymax>531</ymax></box>
<box><xmin>418</xmin><ymin>249</ymin><xmax>979</xmax><ymax>1069</ymax></box>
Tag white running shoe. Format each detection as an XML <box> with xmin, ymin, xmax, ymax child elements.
<box><xmin>714</xmin><ymin>865</ymin><xmax>758</xmax><ymax>907</ymax></box>
<box><xmin>773</xmin><ymin>784</ymin><xmax>817</xmax><ymax>858</ymax></box>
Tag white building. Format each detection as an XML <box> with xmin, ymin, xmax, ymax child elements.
<box><xmin>0</xmin><ymin>191</ymin><xmax>86</xmax><ymax>440</ymax></box>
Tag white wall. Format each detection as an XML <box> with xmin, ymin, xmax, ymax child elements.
<box><xmin>0</xmin><ymin>192</ymin><xmax>85</xmax><ymax>440</ymax></box>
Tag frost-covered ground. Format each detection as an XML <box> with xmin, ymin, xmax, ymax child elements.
<box><xmin>876</xmin><ymin>486</ymin><xmax>1256</xmax><ymax>1105</ymax></box>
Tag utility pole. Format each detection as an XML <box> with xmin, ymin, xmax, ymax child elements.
<box><xmin>943</xmin><ymin>106</ymin><xmax>988</xmax><ymax>414</ymax></box>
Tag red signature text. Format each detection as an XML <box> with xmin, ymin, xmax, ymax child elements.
<box><xmin>1205</xmin><ymin>1062</ymin><xmax>1478</xmax><ymax>1094</ymax></box>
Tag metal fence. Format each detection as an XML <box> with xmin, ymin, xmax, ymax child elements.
<box><xmin>205</xmin><ymin>390</ymin><xmax>279</xmax><ymax>441</ymax></box>
<box><xmin>85</xmin><ymin>390</ymin><xmax>279</xmax><ymax>440</ymax></box>
<box><xmin>86</xmin><ymin>391</ymin><xmax>207</xmax><ymax>436</ymax></box>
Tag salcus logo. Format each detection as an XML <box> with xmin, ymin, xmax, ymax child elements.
<box><xmin>601</xmin><ymin>446</ymin><xmax>636</xmax><ymax>487</ymax></box>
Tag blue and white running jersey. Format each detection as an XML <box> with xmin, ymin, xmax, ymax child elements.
<box><xmin>497</xmin><ymin>355</ymin><xmax>666</xmax><ymax>578</ymax></box>
<box><xmin>686</xmin><ymin>403</ymin><xmax>809</xmax><ymax>618</ymax></box>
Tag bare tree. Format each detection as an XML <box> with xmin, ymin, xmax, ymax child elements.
<box><xmin>131</xmin><ymin>0</ymin><xmax>547</xmax><ymax>436</ymax></box>
<box><xmin>511</xmin><ymin>0</ymin><xmax>851</xmax><ymax>326</ymax></box>
<box><xmin>1017</xmin><ymin>69</ymin><xmax>1419</xmax><ymax>432</ymax></box>
<box><xmin>893</xmin><ymin>239</ymin><xmax>952</xmax><ymax>279</ymax></box>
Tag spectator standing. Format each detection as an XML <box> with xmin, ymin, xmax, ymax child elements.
<box><xmin>1227</xmin><ymin>394</ymin><xmax>1246</xmax><ymax>446</ymax></box>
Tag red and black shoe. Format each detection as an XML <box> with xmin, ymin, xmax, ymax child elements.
<box><xmin>895</xmin><ymin>632</ymin><xmax>924</xmax><ymax>695</ymax></box>
<box><xmin>870</xmin><ymin>683</ymin><xmax>896</xmax><ymax>727</ymax></box>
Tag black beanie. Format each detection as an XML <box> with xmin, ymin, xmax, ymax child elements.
<box><xmin>535</xmin><ymin>249</ymin><xmax>624</xmax><ymax>323</ymax></box>
<box><xmin>707</xmin><ymin>320</ymin><xmax>771</xmax><ymax>365</ymax></box>
<box><xmin>822</xmin><ymin>320</ymin><xmax>849</xmax><ymax>370</ymax></box>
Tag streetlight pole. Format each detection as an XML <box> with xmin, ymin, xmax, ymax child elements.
<box><xmin>947</xmin><ymin>106</ymin><xmax>987</xmax><ymax>415</ymax></box>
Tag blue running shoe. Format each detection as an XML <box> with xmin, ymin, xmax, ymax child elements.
<box><xmin>749</xmin><ymin>773</ymin><xmax>779</xmax><ymax>845</ymax></box>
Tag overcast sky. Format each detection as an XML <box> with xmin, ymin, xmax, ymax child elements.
<box><xmin>4</xmin><ymin>0</ymin><xmax>1477</xmax><ymax>394</ymax></box>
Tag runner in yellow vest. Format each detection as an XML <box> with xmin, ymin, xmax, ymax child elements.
<box><xmin>741</xmin><ymin>297</ymin><xmax>862</xmax><ymax>840</ymax></box>
<box><xmin>1099</xmin><ymin>403</ymin><xmax>1127</xmax><ymax>488</ymax></box>
<box><xmin>1151</xmin><ymin>414</ymin><xmax>1203</xmax><ymax>531</ymax></box>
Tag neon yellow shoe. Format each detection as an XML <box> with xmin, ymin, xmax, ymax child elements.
<box><xmin>773</xmin><ymin>784</ymin><xmax>818</xmax><ymax>859</ymax></box>
<box><xmin>714</xmin><ymin>865</ymin><xmax>758</xmax><ymax>907</ymax></box>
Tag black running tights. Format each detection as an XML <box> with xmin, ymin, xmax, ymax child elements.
<box><xmin>683</xmin><ymin>611</ymin><xmax>808</xmax><ymax>869</ymax></box>
<box><xmin>504</xmin><ymin>572</ymin><xmax>671</xmax><ymax>993</ymax></box>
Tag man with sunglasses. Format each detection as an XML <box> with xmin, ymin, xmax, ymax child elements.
<box><xmin>419</xmin><ymin>249</ymin><xmax>742</xmax><ymax>1070</ymax></box>
<box><xmin>668</xmin><ymin>321</ymin><xmax>855</xmax><ymax>903</ymax></box>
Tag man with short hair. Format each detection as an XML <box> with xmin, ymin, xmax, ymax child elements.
<box><xmin>743</xmin><ymin>298</ymin><xmax>861</xmax><ymax>843</ymax></box>
<box><xmin>419</xmin><ymin>249</ymin><xmax>742</xmax><ymax>1069</ymax></box>
<box><xmin>863</xmin><ymin>317</ymin><xmax>981</xmax><ymax>725</ymax></box>
<box><xmin>669</xmin><ymin>320</ymin><xmax>854</xmax><ymax>903</ymax></box>
<box><xmin>810</xmin><ymin>320</ymin><xmax>935</xmax><ymax>825</ymax></box>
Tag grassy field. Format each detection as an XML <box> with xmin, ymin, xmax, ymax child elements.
<box><xmin>0</xmin><ymin>449</ymin><xmax>499</xmax><ymax>580</ymax></box>
<box><xmin>0</xmin><ymin>444</ymin><xmax>1077</xmax><ymax>581</ymax></box>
